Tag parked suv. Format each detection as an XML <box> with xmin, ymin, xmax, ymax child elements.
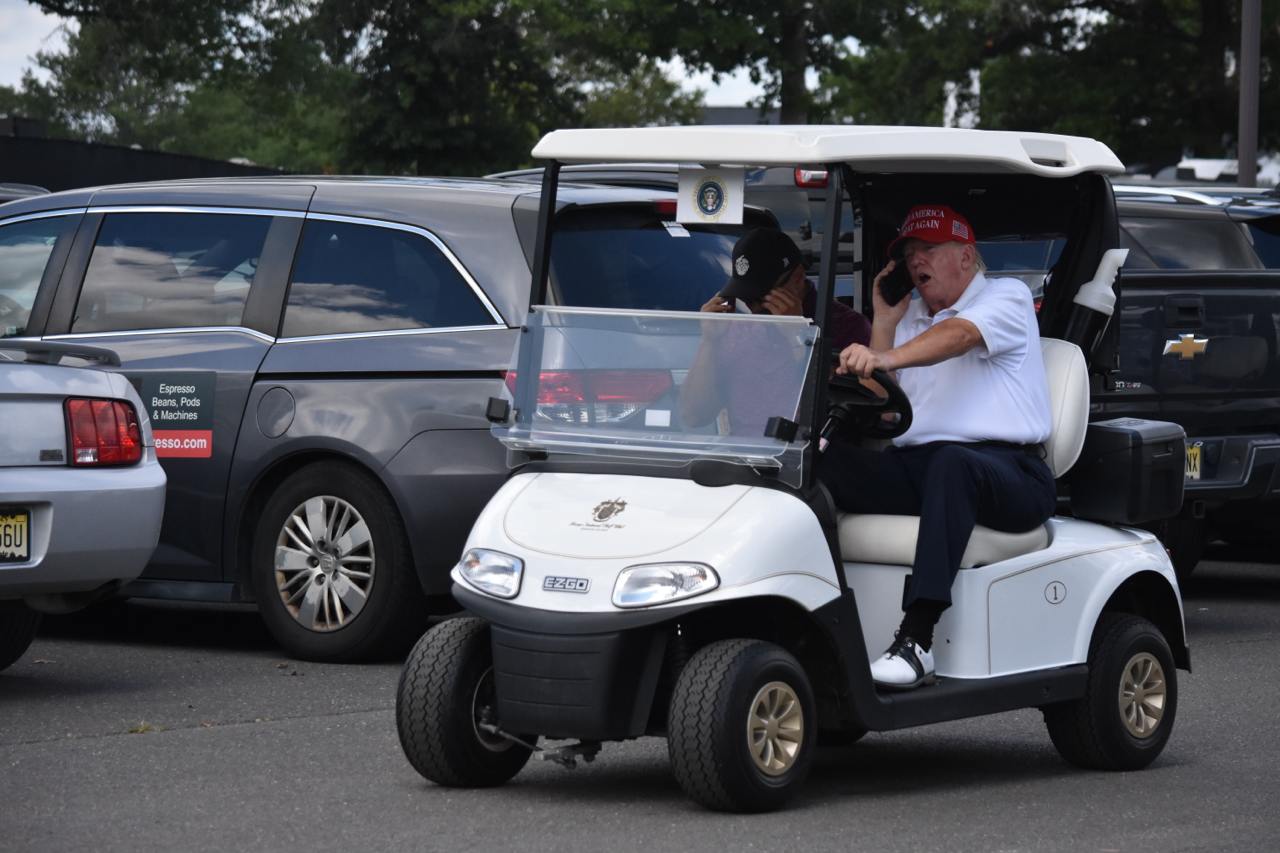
<box><xmin>0</xmin><ymin>177</ymin><xmax>776</xmax><ymax>660</ymax></box>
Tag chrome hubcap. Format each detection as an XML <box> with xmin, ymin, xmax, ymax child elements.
<box><xmin>1119</xmin><ymin>652</ymin><xmax>1166</xmax><ymax>738</ymax></box>
<box><xmin>747</xmin><ymin>681</ymin><xmax>804</xmax><ymax>776</ymax></box>
<box><xmin>274</xmin><ymin>496</ymin><xmax>374</xmax><ymax>632</ymax></box>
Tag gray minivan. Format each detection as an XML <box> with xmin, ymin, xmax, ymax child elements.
<box><xmin>0</xmin><ymin>177</ymin><xmax>772</xmax><ymax>660</ymax></box>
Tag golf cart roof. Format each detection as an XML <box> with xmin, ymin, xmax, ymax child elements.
<box><xmin>532</xmin><ymin>126</ymin><xmax>1125</xmax><ymax>178</ymax></box>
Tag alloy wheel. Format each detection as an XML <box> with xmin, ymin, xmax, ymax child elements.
<box><xmin>746</xmin><ymin>680</ymin><xmax>804</xmax><ymax>776</ymax></box>
<box><xmin>1119</xmin><ymin>651</ymin><xmax>1166</xmax><ymax>738</ymax></box>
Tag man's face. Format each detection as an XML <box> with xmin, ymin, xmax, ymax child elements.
<box><xmin>900</xmin><ymin>239</ymin><xmax>973</xmax><ymax>309</ymax></box>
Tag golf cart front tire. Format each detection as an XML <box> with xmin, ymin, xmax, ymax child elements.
<box><xmin>396</xmin><ymin>617</ymin><xmax>533</xmax><ymax>787</ymax></box>
<box><xmin>668</xmin><ymin>639</ymin><xmax>816</xmax><ymax>812</ymax></box>
<box><xmin>1043</xmin><ymin>613</ymin><xmax>1178</xmax><ymax>771</ymax></box>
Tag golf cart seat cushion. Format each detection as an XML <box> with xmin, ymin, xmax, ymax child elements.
<box><xmin>1041</xmin><ymin>337</ymin><xmax>1089</xmax><ymax>478</ymax></box>
<box><xmin>837</xmin><ymin>513</ymin><xmax>1049</xmax><ymax>568</ymax></box>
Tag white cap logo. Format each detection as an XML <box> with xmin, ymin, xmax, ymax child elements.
<box><xmin>735</xmin><ymin>256</ymin><xmax>750</xmax><ymax>276</ymax></box>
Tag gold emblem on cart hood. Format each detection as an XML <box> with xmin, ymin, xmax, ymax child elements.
<box><xmin>591</xmin><ymin>498</ymin><xmax>627</xmax><ymax>522</ymax></box>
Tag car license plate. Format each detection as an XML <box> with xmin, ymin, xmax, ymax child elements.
<box><xmin>1185</xmin><ymin>442</ymin><xmax>1202</xmax><ymax>481</ymax></box>
<box><xmin>543</xmin><ymin>576</ymin><xmax>591</xmax><ymax>593</ymax></box>
<box><xmin>0</xmin><ymin>509</ymin><xmax>30</xmax><ymax>562</ymax></box>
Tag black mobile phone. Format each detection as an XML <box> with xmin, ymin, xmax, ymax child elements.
<box><xmin>880</xmin><ymin>262</ymin><xmax>914</xmax><ymax>306</ymax></box>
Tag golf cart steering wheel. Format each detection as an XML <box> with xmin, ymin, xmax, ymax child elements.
<box><xmin>826</xmin><ymin>364</ymin><xmax>913</xmax><ymax>441</ymax></box>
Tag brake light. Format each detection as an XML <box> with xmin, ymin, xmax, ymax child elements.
<box><xmin>532</xmin><ymin>371</ymin><xmax>586</xmax><ymax>404</ymax></box>
<box><xmin>65</xmin><ymin>398</ymin><xmax>143</xmax><ymax>465</ymax></box>
<box><xmin>794</xmin><ymin>168</ymin><xmax>828</xmax><ymax>188</ymax></box>
<box><xmin>655</xmin><ymin>200</ymin><xmax>678</xmax><ymax>217</ymax></box>
<box><xmin>503</xmin><ymin>370</ymin><xmax>674</xmax><ymax>425</ymax></box>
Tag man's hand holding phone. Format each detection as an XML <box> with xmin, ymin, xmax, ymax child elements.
<box><xmin>872</xmin><ymin>260</ymin><xmax>913</xmax><ymax>329</ymax></box>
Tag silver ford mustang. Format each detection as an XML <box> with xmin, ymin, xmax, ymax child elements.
<box><xmin>0</xmin><ymin>340</ymin><xmax>165</xmax><ymax>671</ymax></box>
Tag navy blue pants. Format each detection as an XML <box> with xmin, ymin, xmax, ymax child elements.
<box><xmin>819</xmin><ymin>441</ymin><xmax>1057</xmax><ymax>609</ymax></box>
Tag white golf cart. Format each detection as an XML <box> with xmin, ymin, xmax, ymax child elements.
<box><xmin>396</xmin><ymin>126</ymin><xmax>1190</xmax><ymax>812</ymax></box>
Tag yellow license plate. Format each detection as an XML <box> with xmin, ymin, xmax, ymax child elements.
<box><xmin>1185</xmin><ymin>443</ymin><xmax>1202</xmax><ymax>481</ymax></box>
<box><xmin>0</xmin><ymin>509</ymin><xmax>30</xmax><ymax>562</ymax></box>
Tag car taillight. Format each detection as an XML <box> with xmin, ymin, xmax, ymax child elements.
<box><xmin>65</xmin><ymin>398</ymin><xmax>143</xmax><ymax>466</ymax></box>
<box><xmin>794</xmin><ymin>168</ymin><xmax>828</xmax><ymax>188</ymax></box>
<box><xmin>504</xmin><ymin>370</ymin><xmax>674</xmax><ymax>425</ymax></box>
<box><xmin>654</xmin><ymin>200</ymin><xmax>678</xmax><ymax>217</ymax></box>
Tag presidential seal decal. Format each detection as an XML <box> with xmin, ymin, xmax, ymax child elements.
<box><xmin>695</xmin><ymin>178</ymin><xmax>727</xmax><ymax>219</ymax></box>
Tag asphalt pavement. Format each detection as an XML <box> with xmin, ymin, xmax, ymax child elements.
<box><xmin>2</xmin><ymin>556</ymin><xmax>1278</xmax><ymax>853</ymax></box>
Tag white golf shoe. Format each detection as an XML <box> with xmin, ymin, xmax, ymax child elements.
<box><xmin>870</xmin><ymin>634</ymin><xmax>936</xmax><ymax>690</ymax></box>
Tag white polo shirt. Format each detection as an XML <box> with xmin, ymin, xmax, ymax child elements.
<box><xmin>892</xmin><ymin>272</ymin><xmax>1051</xmax><ymax>447</ymax></box>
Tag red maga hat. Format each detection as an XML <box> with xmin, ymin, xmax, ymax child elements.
<box><xmin>887</xmin><ymin>205</ymin><xmax>975</xmax><ymax>259</ymax></box>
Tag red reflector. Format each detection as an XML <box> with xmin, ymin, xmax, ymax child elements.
<box><xmin>65</xmin><ymin>398</ymin><xmax>143</xmax><ymax>466</ymax></box>
<box><xmin>504</xmin><ymin>370</ymin><xmax>673</xmax><ymax>404</ymax></box>
<box><xmin>794</xmin><ymin>167</ymin><xmax>828</xmax><ymax>188</ymax></box>
<box><xmin>655</xmin><ymin>200</ymin><xmax>677</xmax><ymax>217</ymax></box>
<box><xmin>1034</xmin><ymin>296</ymin><xmax>1043</xmax><ymax>314</ymax></box>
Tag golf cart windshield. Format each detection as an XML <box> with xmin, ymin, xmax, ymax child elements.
<box><xmin>495</xmin><ymin>306</ymin><xmax>817</xmax><ymax>487</ymax></box>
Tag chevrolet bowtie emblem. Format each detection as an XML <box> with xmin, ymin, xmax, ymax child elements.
<box><xmin>1163</xmin><ymin>334</ymin><xmax>1208</xmax><ymax>360</ymax></box>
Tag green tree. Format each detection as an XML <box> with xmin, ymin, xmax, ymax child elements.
<box><xmin>313</xmin><ymin>0</ymin><xmax>580</xmax><ymax>175</ymax></box>
<box><xmin>579</xmin><ymin>59</ymin><xmax>705</xmax><ymax>128</ymax></box>
<box><xmin>11</xmin><ymin>4</ymin><xmax>353</xmax><ymax>171</ymax></box>
<box><xmin>621</xmin><ymin>0</ymin><xmax>867</xmax><ymax>124</ymax></box>
<box><xmin>824</xmin><ymin>1</ymin><xmax>1280</xmax><ymax>170</ymax></box>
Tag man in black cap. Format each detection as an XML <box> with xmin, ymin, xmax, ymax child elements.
<box><xmin>681</xmin><ymin>228</ymin><xmax>869</xmax><ymax>432</ymax></box>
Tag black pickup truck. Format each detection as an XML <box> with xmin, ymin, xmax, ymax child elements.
<box><xmin>1099</xmin><ymin>190</ymin><xmax>1280</xmax><ymax>577</ymax></box>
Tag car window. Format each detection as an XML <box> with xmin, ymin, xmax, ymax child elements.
<box><xmin>1119</xmin><ymin>216</ymin><xmax>1262</xmax><ymax>270</ymax></box>
<box><xmin>551</xmin><ymin>208</ymin><xmax>767</xmax><ymax>311</ymax></box>
<box><xmin>281</xmin><ymin>220</ymin><xmax>494</xmax><ymax>337</ymax></box>
<box><xmin>1244</xmin><ymin>215</ymin><xmax>1280</xmax><ymax>269</ymax></box>
<box><xmin>973</xmin><ymin>238</ymin><xmax>1064</xmax><ymax>300</ymax></box>
<box><xmin>72</xmin><ymin>212</ymin><xmax>273</xmax><ymax>333</ymax></box>
<box><xmin>0</xmin><ymin>215</ymin><xmax>78</xmax><ymax>338</ymax></box>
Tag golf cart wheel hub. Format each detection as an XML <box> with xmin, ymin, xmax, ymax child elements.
<box><xmin>747</xmin><ymin>680</ymin><xmax>804</xmax><ymax>776</ymax></box>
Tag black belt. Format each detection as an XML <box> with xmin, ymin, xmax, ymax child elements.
<box><xmin>898</xmin><ymin>439</ymin><xmax>1046</xmax><ymax>457</ymax></box>
<box><xmin>972</xmin><ymin>440</ymin><xmax>1045</xmax><ymax>455</ymax></box>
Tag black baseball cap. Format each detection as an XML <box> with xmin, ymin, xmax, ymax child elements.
<box><xmin>721</xmin><ymin>228</ymin><xmax>803</xmax><ymax>302</ymax></box>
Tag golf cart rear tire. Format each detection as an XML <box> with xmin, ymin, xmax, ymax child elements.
<box><xmin>396</xmin><ymin>616</ymin><xmax>533</xmax><ymax>787</ymax></box>
<box><xmin>251</xmin><ymin>462</ymin><xmax>426</xmax><ymax>662</ymax></box>
<box><xmin>667</xmin><ymin>639</ymin><xmax>815</xmax><ymax>813</ymax></box>
<box><xmin>1043</xmin><ymin>613</ymin><xmax>1178</xmax><ymax>771</ymax></box>
<box><xmin>0</xmin><ymin>601</ymin><xmax>41</xmax><ymax>671</ymax></box>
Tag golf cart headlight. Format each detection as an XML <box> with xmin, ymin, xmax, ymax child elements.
<box><xmin>458</xmin><ymin>549</ymin><xmax>523</xmax><ymax>599</ymax></box>
<box><xmin>612</xmin><ymin>563</ymin><xmax>718</xmax><ymax>608</ymax></box>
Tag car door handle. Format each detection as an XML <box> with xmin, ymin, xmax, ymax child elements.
<box><xmin>1164</xmin><ymin>296</ymin><xmax>1204</xmax><ymax>327</ymax></box>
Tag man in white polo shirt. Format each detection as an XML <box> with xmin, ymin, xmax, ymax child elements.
<box><xmin>822</xmin><ymin>204</ymin><xmax>1056</xmax><ymax>690</ymax></box>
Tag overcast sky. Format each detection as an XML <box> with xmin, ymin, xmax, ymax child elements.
<box><xmin>0</xmin><ymin>0</ymin><xmax>66</xmax><ymax>87</ymax></box>
<box><xmin>0</xmin><ymin>0</ymin><xmax>764</xmax><ymax>104</ymax></box>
